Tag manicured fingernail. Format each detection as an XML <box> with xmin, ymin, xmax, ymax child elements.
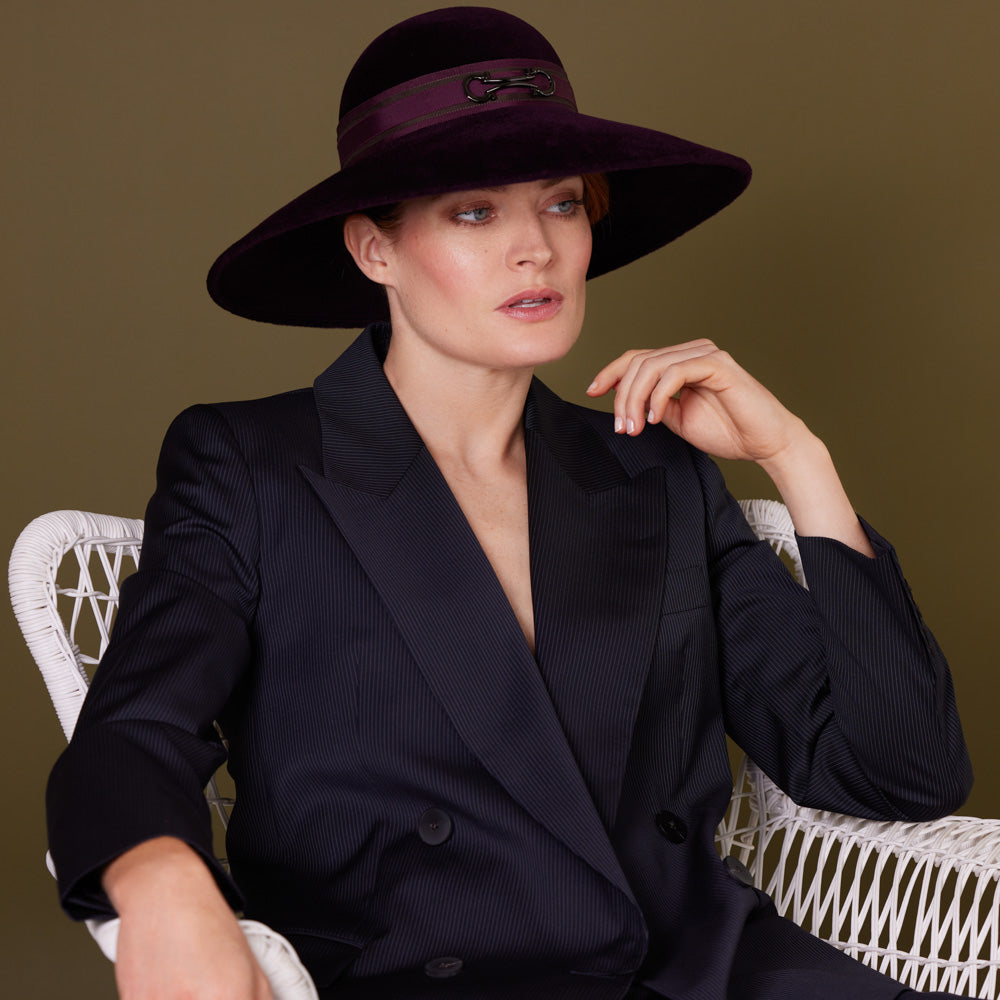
<box><xmin>587</xmin><ymin>380</ymin><xmax>598</xmax><ymax>393</ymax></box>
<box><xmin>626</xmin><ymin>418</ymin><xmax>635</xmax><ymax>434</ymax></box>
<box><xmin>614</xmin><ymin>416</ymin><xmax>624</xmax><ymax>433</ymax></box>
<box><xmin>648</xmin><ymin>409</ymin><xmax>656</xmax><ymax>423</ymax></box>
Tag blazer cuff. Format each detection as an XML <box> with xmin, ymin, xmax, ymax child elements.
<box><xmin>47</xmin><ymin>721</ymin><xmax>244</xmax><ymax>920</ymax></box>
<box><xmin>795</xmin><ymin>516</ymin><xmax>929</xmax><ymax>641</ymax></box>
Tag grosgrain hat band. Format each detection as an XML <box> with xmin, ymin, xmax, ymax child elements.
<box><xmin>337</xmin><ymin>58</ymin><xmax>576</xmax><ymax>167</ymax></box>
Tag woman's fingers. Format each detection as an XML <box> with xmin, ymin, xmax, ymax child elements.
<box><xmin>586</xmin><ymin>349</ymin><xmax>647</xmax><ymax>418</ymax></box>
<box><xmin>588</xmin><ymin>341</ymin><xmax>722</xmax><ymax>435</ymax></box>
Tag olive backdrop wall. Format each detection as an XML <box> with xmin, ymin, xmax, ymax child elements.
<box><xmin>2</xmin><ymin>2</ymin><xmax>997</xmax><ymax>995</ymax></box>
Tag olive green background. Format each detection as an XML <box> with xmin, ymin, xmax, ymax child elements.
<box><xmin>2</xmin><ymin>1</ymin><xmax>997</xmax><ymax>995</ymax></box>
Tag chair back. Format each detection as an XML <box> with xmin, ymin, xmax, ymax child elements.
<box><xmin>9</xmin><ymin>510</ymin><xmax>143</xmax><ymax>741</ymax></box>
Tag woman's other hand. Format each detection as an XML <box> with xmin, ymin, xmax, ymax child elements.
<box><xmin>104</xmin><ymin>837</ymin><xmax>274</xmax><ymax>1000</ymax></box>
<box><xmin>588</xmin><ymin>341</ymin><xmax>874</xmax><ymax>555</ymax></box>
<box><xmin>587</xmin><ymin>340</ymin><xmax>808</xmax><ymax>464</ymax></box>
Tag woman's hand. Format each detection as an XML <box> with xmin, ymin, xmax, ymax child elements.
<box><xmin>104</xmin><ymin>837</ymin><xmax>274</xmax><ymax>1000</ymax></box>
<box><xmin>588</xmin><ymin>340</ymin><xmax>874</xmax><ymax>555</ymax></box>
<box><xmin>586</xmin><ymin>340</ymin><xmax>808</xmax><ymax>464</ymax></box>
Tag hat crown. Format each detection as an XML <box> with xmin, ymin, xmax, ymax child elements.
<box><xmin>340</xmin><ymin>6</ymin><xmax>563</xmax><ymax>118</ymax></box>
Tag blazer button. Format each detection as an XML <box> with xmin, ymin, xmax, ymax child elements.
<box><xmin>425</xmin><ymin>956</ymin><xmax>463</xmax><ymax>978</ymax></box>
<box><xmin>418</xmin><ymin>807</ymin><xmax>453</xmax><ymax>845</ymax></box>
<box><xmin>723</xmin><ymin>855</ymin><xmax>755</xmax><ymax>887</ymax></box>
<box><xmin>654</xmin><ymin>810</ymin><xmax>688</xmax><ymax>844</ymax></box>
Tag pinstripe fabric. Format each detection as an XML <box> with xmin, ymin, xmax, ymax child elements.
<box><xmin>47</xmin><ymin>324</ymin><xmax>971</xmax><ymax>999</ymax></box>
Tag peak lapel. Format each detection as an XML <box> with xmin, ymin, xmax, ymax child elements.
<box><xmin>525</xmin><ymin>381</ymin><xmax>669</xmax><ymax>830</ymax></box>
<box><xmin>300</xmin><ymin>328</ymin><xmax>632</xmax><ymax>898</ymax></box>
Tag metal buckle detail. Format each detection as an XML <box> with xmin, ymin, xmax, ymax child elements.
<box><xmin>463</xmin><ymin>68</ymin><xmax>556</xmax><ymax>103</ymax></box>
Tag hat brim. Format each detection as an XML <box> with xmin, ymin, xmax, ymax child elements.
<box><xmin>207</xmin><ymin>106</ymin><xmax>751</xmax><ymax>328</ymax></box>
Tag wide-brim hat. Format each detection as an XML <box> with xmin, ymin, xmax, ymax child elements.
<box><xmin>207</xmin><ymin>6</ymin><xmax>751</xmax><ymax>329</ymax></box>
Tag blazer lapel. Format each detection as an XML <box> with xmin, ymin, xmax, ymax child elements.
<box><xmin>299</xmin><ymin>327</ymin><xmax>633</xmax><ymax>898</ymax></box>
<box><xmin>525</xmin><ymin>381</ymin><xmax>669</xmax><ymax>831</ymax></box>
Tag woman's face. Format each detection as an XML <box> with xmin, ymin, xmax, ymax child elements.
<box><xmin>371</xmin><ymin>176</ymin><xmax>592</xmax><ymax>374</ymax></box>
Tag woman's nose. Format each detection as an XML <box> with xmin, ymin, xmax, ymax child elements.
<box><xmin>504</xmin><ymin>213</ymin><xmax>554</xmax><ymax>270</ymax></box>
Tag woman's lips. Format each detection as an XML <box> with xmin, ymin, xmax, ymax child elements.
<box><xmin>496</xmin><ymin>289</ymin><xmax>564</xmax><ymax>321</ymax></box>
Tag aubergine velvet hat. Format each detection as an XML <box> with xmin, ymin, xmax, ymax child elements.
<box><xmin>207</xmin><ymin>6</ymin><xmax>752</xmax><ymax>328</ymax></box>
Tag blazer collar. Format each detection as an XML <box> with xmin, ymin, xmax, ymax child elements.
<box><xmin>303</xmin><ymin>325</ymin><xmax>666</xmax><ymax>898</ymax></box>
<box><xmin>312</xmin><ymin>323</ymin><xmax>423</xmax><ymax>496</ymax></box>
<box><xmin>312</xmin><ymin>323</ymin><xmax>629</xmax><ymax>498</ymax></box>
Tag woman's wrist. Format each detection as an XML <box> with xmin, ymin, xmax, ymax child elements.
<box><xmin>756</xmin><ymin>429</ymin><xmax>875</xmax><ymax>556</ymax></box>
<box><xmin>756</xmin><ymin>423</ymin><xmax>828</xmax><ymax>490</ymax></box>
<box><xmin>102</xmin><ymin>836</ymin><xmax>218</xmax><ymax>917</ymax></box>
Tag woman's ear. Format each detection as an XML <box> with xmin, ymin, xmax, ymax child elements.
<box><xmin>343</xmin><ymin>214</ymin><xmax>392</xmax><ymax>286</ymax></box>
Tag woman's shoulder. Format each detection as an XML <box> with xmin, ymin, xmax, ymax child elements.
<box><xmin>160</xmin><ymin>385</ymin><xmax>322</xmax><ymax>471</ymax></box>
<box><xmin>195</xmin><ymin>384</ymin><xmax>317</xmax><ymax>428</ymax></box>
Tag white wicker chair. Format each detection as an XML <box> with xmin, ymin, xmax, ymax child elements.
<box><xmin>10</xmin><ymin>504</ymin><xmax>1000</xmax><ymax>998</ymax></box>
<box><xmin>8</xmin><ymin>510</ymin><xmax>318</xmax><ymax>1000</ymax></box>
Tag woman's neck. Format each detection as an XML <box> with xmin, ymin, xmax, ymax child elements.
<box><xmin>382</xmin><ymin>333</ymin><xmax>533</xmax><ymax>475</ymax></box>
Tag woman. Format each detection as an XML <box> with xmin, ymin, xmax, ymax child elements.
<box><xmin>46</xmin><ymin>7</ymin><xmax>972</xmax><ymax>999</ymax></box>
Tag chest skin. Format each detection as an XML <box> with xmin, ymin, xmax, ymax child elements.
<box><xmin>432</xmin><ymin>447</ymin><xmax>536</xmax><ymax>653</ymax></box>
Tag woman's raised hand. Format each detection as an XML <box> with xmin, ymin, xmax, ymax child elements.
<box><xmin>588</xmin><ymin>340</ymin><xmax>874</xmax><ymax>555</ymax></box>
<box><xmin>586</xmin><ymin>340</ymin><xmax>809</xmax><ymax>465</ymax></box>
<box><xmin>104</xmin><ymin>837</ymin><xmax>274</xmax><ymax>1000</ymax></box>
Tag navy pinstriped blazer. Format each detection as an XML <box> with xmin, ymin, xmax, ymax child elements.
<box><xmin>47</xmin><ymin>324</ymin><xmax>971</xmax><ymax>999</ymax></box>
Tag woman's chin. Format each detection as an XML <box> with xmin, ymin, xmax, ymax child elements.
<box><xmin>496</xmin><ymin>319</ymin><xmax>583</xmax><ymax>369</ymax></box>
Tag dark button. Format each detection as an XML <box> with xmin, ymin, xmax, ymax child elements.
<box><xmin>418</xmin><ymin>807</ymin><xmax>453</xmax><ymax>845</ymax></box>
<box><xmin>654</xmin><ymin>810</ymin><xmax>687</xmax><ymax>844</ymax></box>
<box><xmin>425</xmin><ymin>956</ymin><xmax>463</xmax><ymax>979</ymax></box>
<box><xmin>723</xmin><ymin>855</ymin><xmax>755</xmax><ymax>887</ymax></box>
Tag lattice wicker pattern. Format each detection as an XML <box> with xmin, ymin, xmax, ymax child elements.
<box><xmin>9</xmin><ymin>510</ymin><xmax>143</xmax><ymax>741</ymax></box>
<box><xmin>10</xmin><ymin>505</ymin><xmax>1000</xmax><ymax>998</ymax></box>
<box><xmin>721</xmin><ymin>756</ymin><xmax>1000</xmax><ymax>998</ymax></box>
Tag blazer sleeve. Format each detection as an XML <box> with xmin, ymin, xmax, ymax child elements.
<box><xmin>694</xmin><ymin>449</ymin><xmax>973</xmax><ymax>821</ymax></box>
<box><xmin>46</xmin><ymin>404</ymin><xmax>260</xmax><ymax>919</ymax></box>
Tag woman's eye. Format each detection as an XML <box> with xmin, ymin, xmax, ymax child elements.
<box><xmin>455</xmin><ymin>206</ymin><xmax>491</xmax><ymax>223</ymax></box>
<box><xmin>546</xmin><ymin>199</ymin><xmax>583</xmax><ymax>215</ymax></box>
